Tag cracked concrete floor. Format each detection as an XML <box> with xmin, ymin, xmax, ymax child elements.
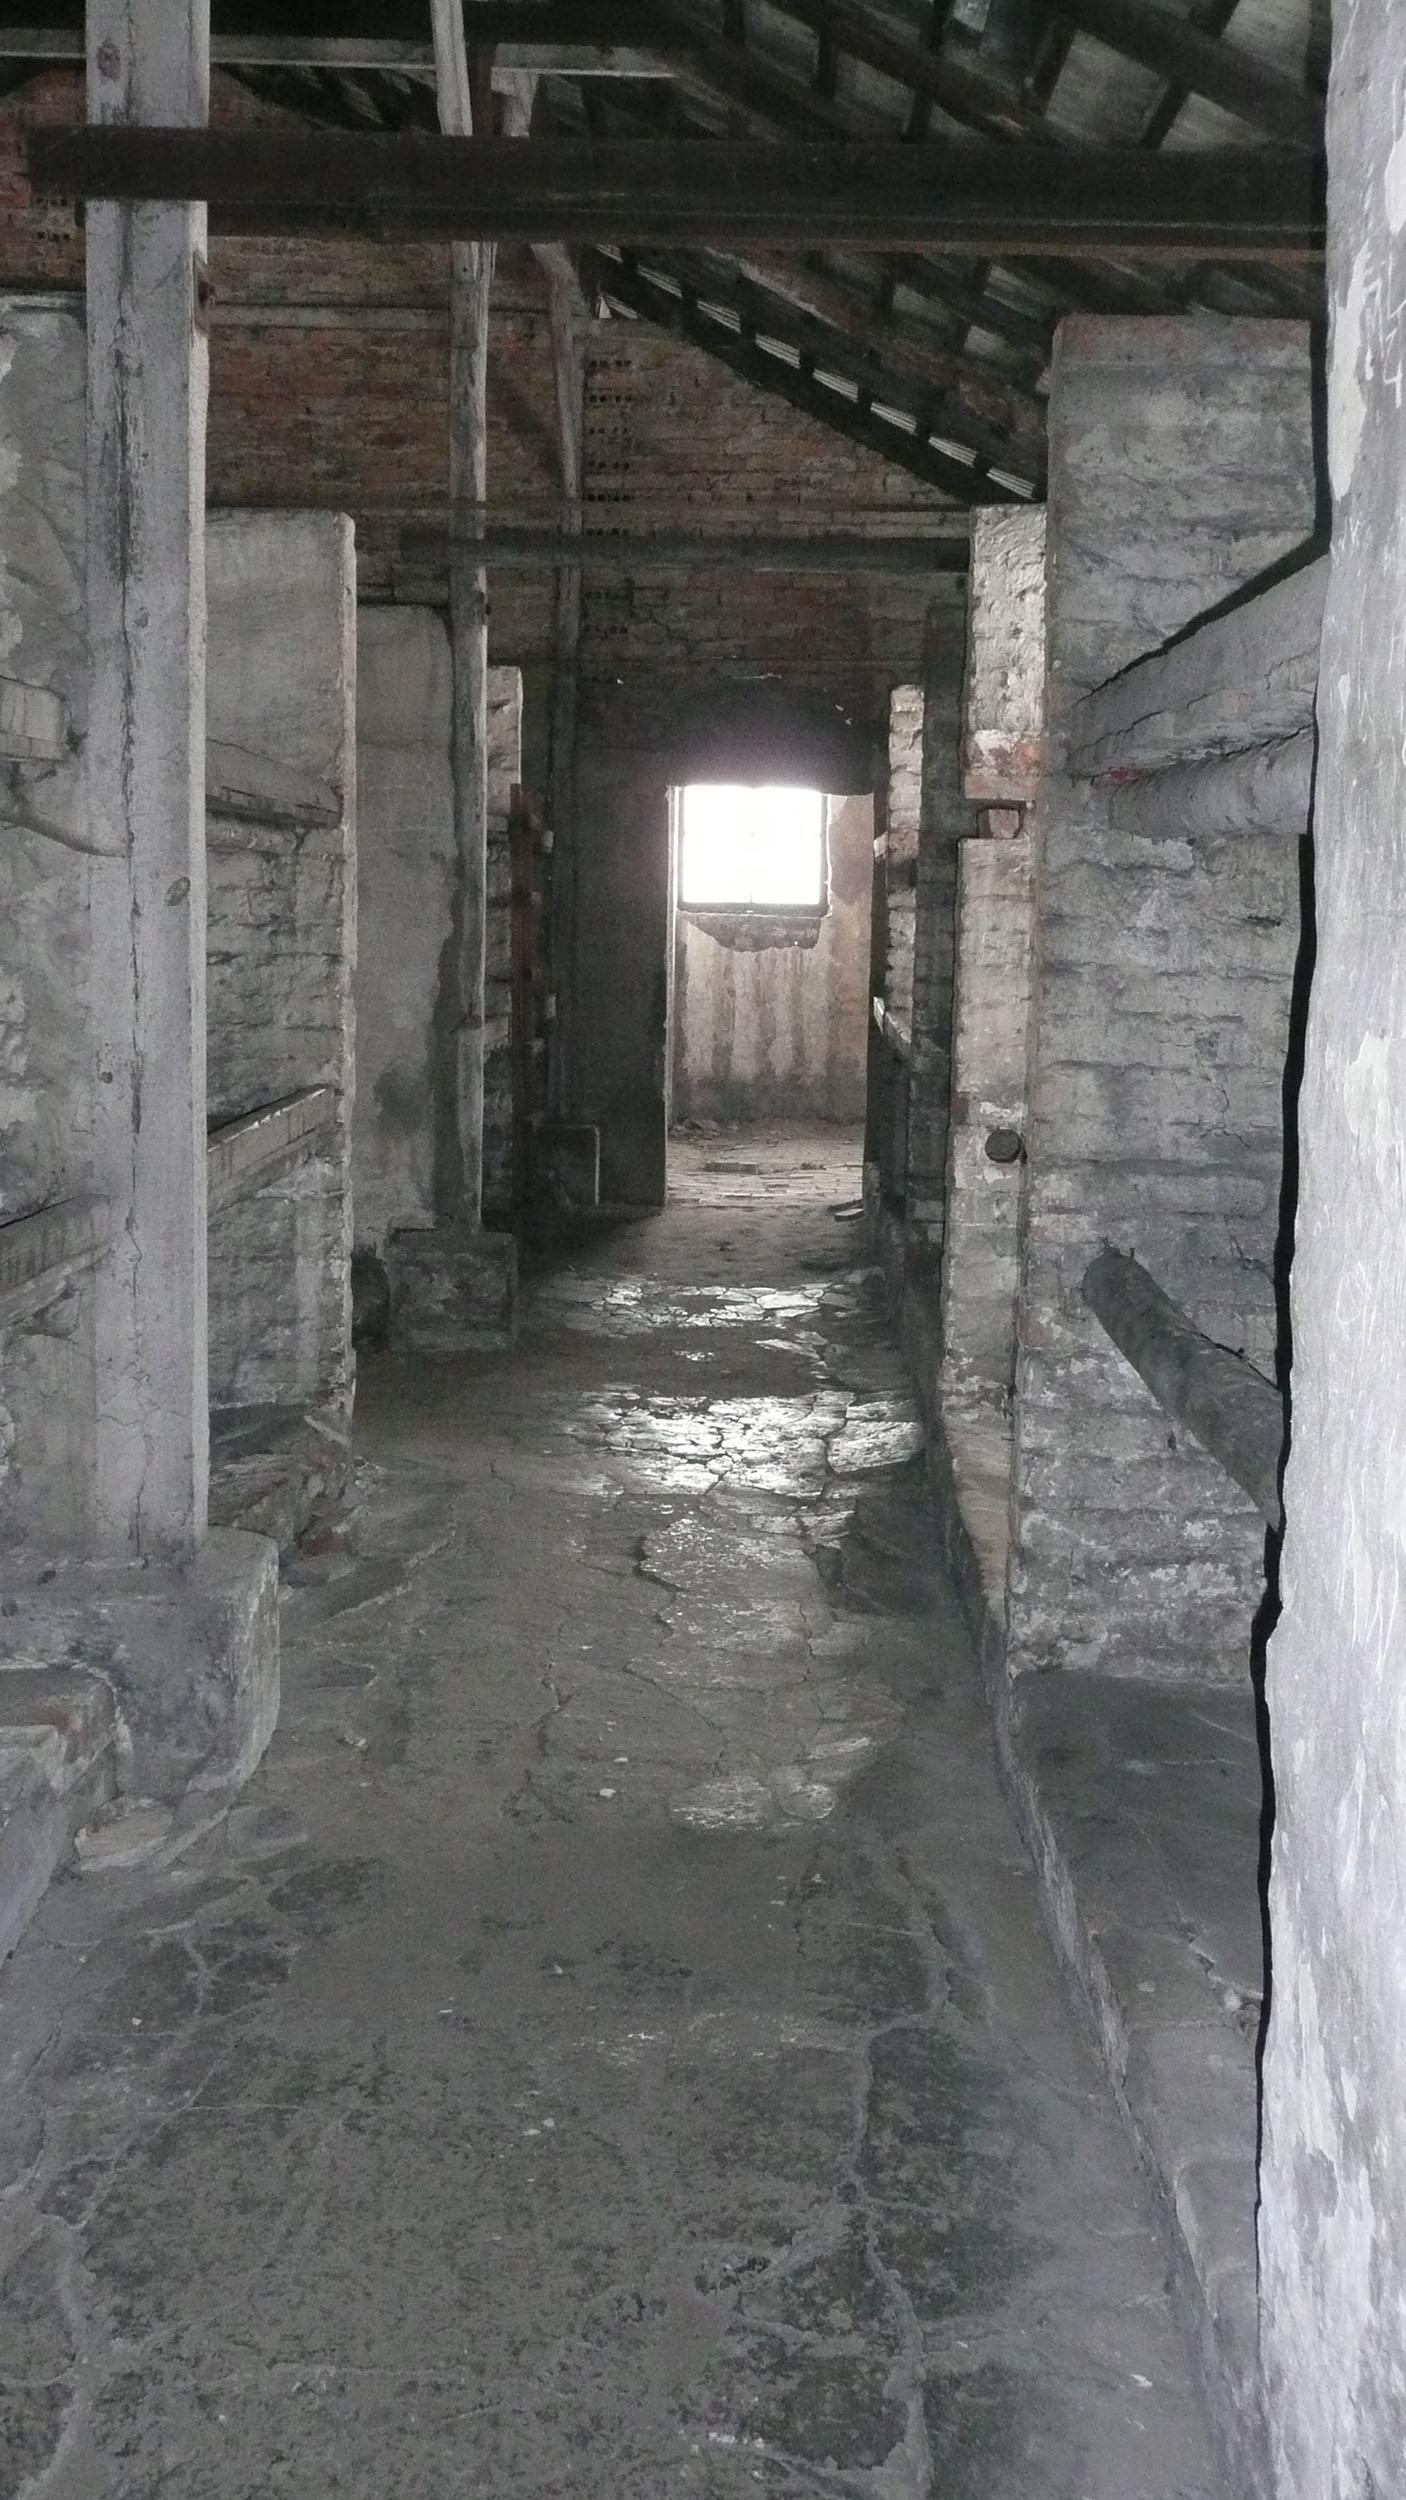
<box><xmin>1</xmin><ymin>1128</ymin><xmax>1222</xmax><ymax>2498</ymax></box>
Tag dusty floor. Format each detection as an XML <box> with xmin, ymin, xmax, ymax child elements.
<box><xmin>1</xmin><ymin>1127</ymin><xmax>1223</xmax><ymax>2498</ymax></box>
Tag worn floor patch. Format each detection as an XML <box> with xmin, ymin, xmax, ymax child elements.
<box><xmin>0</xmin><ymin>1127</ymin><xmax>1222</xmax><ymax>2499</ymax></box>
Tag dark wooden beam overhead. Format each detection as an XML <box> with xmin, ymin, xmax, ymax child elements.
<box><xmin>30</xmin><ymin>129</ymin><xmax>1325</xmax><ymax>258</ymax></box>
<box><xmin>1050</xmin><ymin>0</ymin><xmax>1322</xmax><ymax>149</ymax></box>
<box><xmin>0</xmin><ymin>0</ymin><xmax>684</xmax><ymax>39</ymax></box>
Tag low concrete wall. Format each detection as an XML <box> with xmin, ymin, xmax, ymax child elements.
<box><xmin>672</xmin><ymin>794</ymin><xmax>870</xmax><ymax>1126</ymax></box>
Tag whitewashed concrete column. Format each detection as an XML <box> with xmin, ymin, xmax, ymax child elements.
<box><xmin>1259</xmin><ymin>5</ymin><xmax>1406</xmax><ymax>2490</ymax></box>
<box><xmin>86</xmin><ymin>0</ymin><xmax>210</xmax><ymax>1559</ymax></box>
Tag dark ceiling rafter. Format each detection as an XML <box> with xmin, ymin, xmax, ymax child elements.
<box><xmin>647</xmin><ymin>6</ymin><xmax>1291</xmax><ymax>333</ymax></box>
<box><xmin>728</xmin><ymin>248</ymin><xmax>1048</xmax><ymax>450</ymax></box>
<box><xmin>29</xmin><ymin>128</ymin><xmax>1323</xmax><ymax>257</ymax></box>
<box><xmin>582</xmin><ymin>243</ymin><xmax>1030</xmax><ymax>504</ymax></box>
<box><xmin>625</xmin><ymin>241</ymin><xmax>1046</xmax><ymax>478</ymax></box>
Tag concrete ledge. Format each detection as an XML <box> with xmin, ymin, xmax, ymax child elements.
<box><xmin>1104</xmin><ymin>729</ymin><xmax>1314</xmax><ymax>843</ymax></box>
<box><xmin>205</xmin><ymin>737</ymin><xmax>342</xmax><ymax>830</ymax></box>
<box><xmin>886</xmin><ymin>1306</ymin><xmax>1268</xmax><ymax>2491</ymax></box>
<box><xmin>0</xmin><ymin>1666</ymin><xmax>117</xmax><ymax>1960</ymax></box>
<box><xmin>1068</xmin><ymin>552</ymin><xmax>1326</xmax><ymax>774</ymax></box>
<box><xmin>0</xmin><ymin>1191</ymin><xmax>112</xmax><ymax>1320</ymax></box>
<box><xmin>0</xmin><ymin>1529</ymin><xmax>280</xmax><ymax>1801</ymax></box>
<box><xmin>206</xmin><ymin>1088</ymin><xmax>339</xmax><ymax>1210</ymax></box>
<box><xmin>210</xmin><ymin>1402</ymin><xmax>354</xmax><ymax>1559</ymax></box>
<box><xmin>871</xmin><ymin>995</ymin><xmax>913</xmax><ymax>1063</ymax></box>
<box><xmin>1083</xmin><ymin>1245</ymin><xmax>1284</xmax><ymax>1526</ymax></box>
<box><xmin>998</xmin><ymin>1671</ymin><xmax>1268</xmax><ymax>2500</ymax></box>
<box><xmin>385</xmin><ymin>1224</ymin><xmax>519</xmax><ymax>1353</ymax></box>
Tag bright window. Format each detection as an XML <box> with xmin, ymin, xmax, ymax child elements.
<box><xmin>677</xmin><ymin>784</ymin><xmax>826</xmax><ymax>912</ymax></box>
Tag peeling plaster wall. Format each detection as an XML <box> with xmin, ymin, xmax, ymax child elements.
<box><xmin>205</xmin><ymin>512</ymin><xmax>357</xmax><ymax>1423</ymax></box>
<box><xmin>352</xmin><ymin>608</ymin><xmax>521</xmax><ymax>1252</ymax></box>
<box><xmin>1008</xmin><ymin>319</ymin><xmax>1316</xmax><ymax>1683</ymax></box>
<box><xmin>0</xmin><ymin>297</ymin><xmax>96</xmax><ymax>1548</ymax></box>
<box><xmin>1259</xmin><ymin>15</ymin><xmax>1406</xmax><ymax>2490</ymax></box>
<box><xmin>672</xmin><ymin>796</ymin><xmax>871</xmax><ymax>1127</ymax></box>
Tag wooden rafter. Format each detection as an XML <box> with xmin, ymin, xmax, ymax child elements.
<box><xmin>29</xmin><ymin>128</ymin><xmax>1324</xmax><ymax>258</ymax></box>
<box><xmin>647</xmin><ymin>244</ymin><xmax>1046</xmax><ymax>477</ymax></box>
<box><xmin>584</xmin><ymin>247</ymin><xmax>1030</xmax><ymax>502</ymax></box>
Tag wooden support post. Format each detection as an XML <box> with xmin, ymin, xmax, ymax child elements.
<box><xmin>543</xmin><ymin>255</ymin><xmax>583</xmax><ymax>1117</ymax></box>
<box><xmin>86</xmin><ymin>0</ymin><xmax>210</xmax><ymax>1560</ymax></box>
<box><xmin>433</xmin><ymin>0</ymin><xmax>491</xmax><ymax>1231</ymax></box>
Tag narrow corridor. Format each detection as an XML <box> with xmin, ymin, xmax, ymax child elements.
<box><xmin>2</xmin><ymin>1131</ymin><xmax>1220</xmax><ymax>2498</ymax></box>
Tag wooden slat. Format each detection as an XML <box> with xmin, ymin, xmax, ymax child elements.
<box><xmin>29</xmin><ymin>129</ymin><xmax>1325</xmax><ymax>258</ymax></box>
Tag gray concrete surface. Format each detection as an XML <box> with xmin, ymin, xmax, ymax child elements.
<box><xmin>1258</xmin><ymin>6</ymin><xmax>1406</xmax><ymax>2486</ymax></box>
<box><xmin>1</xmin><ymin>1130</ymin><xmax>1221</xmax><ymax>2498</ymax></box>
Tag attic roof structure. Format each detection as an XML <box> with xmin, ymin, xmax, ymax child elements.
<box><xmin>3</xmin><ymin>0</ymin><xmax>1328</xmax><ymax>501</ymax></box>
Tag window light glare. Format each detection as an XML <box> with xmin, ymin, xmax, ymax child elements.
<box><xmin>679</xmin><ymin>784</ymin><xmax>826</xmax><ymax>911</ymax></box>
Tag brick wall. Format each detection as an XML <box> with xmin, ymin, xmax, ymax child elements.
<box><xmin>1009</xmin><ymin>320</ymin><xmax>1316</xmax><ymax>1684</ymax></box>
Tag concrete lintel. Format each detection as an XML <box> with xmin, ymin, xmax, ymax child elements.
<box><xmin>385</xmin><ymin>1225</ymin><xmax>519</xmax><ymax>1352</ymax></box>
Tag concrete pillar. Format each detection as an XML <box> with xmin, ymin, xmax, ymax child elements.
<box><xmin>1259</xmin><ymin>9</ymin><xmax>1406</xmax><ymax>2489</ymax></box>
<box><xmin>1007</xmin><ymin>319</ymin><xmax>1314</xmax><ymax>1687</ymax></box>
<box><xmin>86</xmin><ymin>0</ymin><xmax>210</xmax><ymax>1561</ymax></box>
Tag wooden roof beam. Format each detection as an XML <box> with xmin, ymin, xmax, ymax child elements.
<box><xmin>31</xmin><ymin>128</ymin><xmax>1324</xmax><ymax>259</ymax></box>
